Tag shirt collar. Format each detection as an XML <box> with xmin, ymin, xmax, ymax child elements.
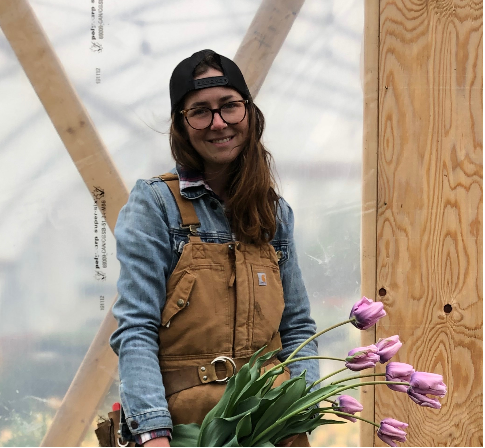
<box><xmin>176</xmin><ymin>165</ymin><xmax>214</xmax><ymax>198</ymax></box>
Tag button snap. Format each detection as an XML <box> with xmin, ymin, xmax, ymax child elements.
<box><xmin>228</xmin><ymin>244</ymin><xmax>234</xmax><ymax>250</ymax></box>
<box><xmin>202</xmin><ymin>375</ymin><xmax>208</xmax><ymax>381</ymax></box>
<box><xmin>176</xmin><ymin>299</ymin><xmax>185</xmax><ymax>308</ymax></box>
<box><xmin>200</xmin><ymin>366</ymin><xmax>206</xmax><ymax>372</ymax></box>
<box><xmin>130</xmin><ymin>421</ymin><xmax>139</xmax><ymax>430</ymax></box>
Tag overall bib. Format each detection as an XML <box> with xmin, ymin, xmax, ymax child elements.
<box><xmin>157</xmin><ymin>174</ymin><xmax>310</xmax><ymax>446</ymax></box>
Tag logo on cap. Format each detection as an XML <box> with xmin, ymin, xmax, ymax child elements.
<box><xmin>194</xmin><ymin>76</ymin><xmax>228</xmax><ymax>90</ymax></box>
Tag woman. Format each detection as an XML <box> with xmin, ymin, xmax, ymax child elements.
<box><xmin>110</xmin><ymin>49</ymin><xmax>319</xmax><ymax>447</ymax></box>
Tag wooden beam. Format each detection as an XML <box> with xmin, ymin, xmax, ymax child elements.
<box><xmin>0</xmin><ymin>0</ymin><xmax>308</xmax><ymax>446</ymax></box>
<box><xmin>233</xmin><ymin>0</ymin><xmax>306</xmax><ymax>98</ymax></box>
<box><xmin>360</xmin><ymin>1</ymin><xmax>380</xmax><ymax>446</ymax></box>
<box><xmin>374</xmin><ymin>0</ymin><xmax>482</xmax><ymax>446</ymax></box>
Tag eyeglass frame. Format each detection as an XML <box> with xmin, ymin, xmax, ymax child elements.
<box><xmin>180</xmin><ymin>99</ymin><xmax>249</xmax><ymax>130</ymax></box>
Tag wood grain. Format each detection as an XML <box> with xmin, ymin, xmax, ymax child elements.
<box><xmin>361</xmin><ymin>1</ymin><xmax>381</xmax><ymax>446</ymax></box>
<box><xmin>374</xmin><ymin>0</ymin><xmax>482</xmax><ymax>446</ymax></box>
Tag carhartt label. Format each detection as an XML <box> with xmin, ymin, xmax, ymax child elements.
<box><xmin>257</xmin><ymin>272</ymin><xmax>267</xmax><ymax>286</ymax></box>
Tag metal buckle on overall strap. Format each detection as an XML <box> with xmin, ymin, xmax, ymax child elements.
<box><xmin>180</xmin><ymin>223</ymin><xmax>200</xmax><ymax>235</ymax></box>
<box><xmin>211</xmin><ymin>356</ymin><xmax>237</xmax><ymax>383</ymax></box>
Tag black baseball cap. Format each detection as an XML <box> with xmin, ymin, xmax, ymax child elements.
<box><xmin>169</xmin><ymin>49</ymin><xmax>251</xmax><ymax>113</ymax></box>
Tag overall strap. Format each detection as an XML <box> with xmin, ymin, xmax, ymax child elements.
<box><xmin>159</xmin><ymin>173</ymin><xmax>201</xmax><ymax>241</ymax></box>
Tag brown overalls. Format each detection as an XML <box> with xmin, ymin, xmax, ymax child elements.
<box><xmin>157</xmin><ymin>174</ymin><xmax>309</xmax><ymax>447</ymax></box>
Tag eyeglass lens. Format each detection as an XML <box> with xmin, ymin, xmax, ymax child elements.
<box><xmin>186</xmin><ymin>101</ymin><xmax>246</xmax><ymax>130</ymax></box>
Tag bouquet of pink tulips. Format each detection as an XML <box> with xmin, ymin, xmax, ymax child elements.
<box><xmin>171</xmin><ymin>297</ymin><xmax>447</xmax><ymax>447</ymax></box>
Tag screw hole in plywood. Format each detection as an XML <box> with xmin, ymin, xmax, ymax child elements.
<box><xmin>444</xmin><ymin>304</ymin><xmax>452</xmax><ymax>314</ymax></box>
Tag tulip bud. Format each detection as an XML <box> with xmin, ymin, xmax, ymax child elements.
<box><xmin>377</xmin><ymin>418</ymin><xmax>408</xmax><ymax>447</ymax></box>
<box><xmin>375</xmin><ymin>335</ymin><xmax>402</xmax><ymax>363</ymax></box>
<box><xmin>333</xmin><ymin>395</ymin><xmax>363</xmax><ymax>422</ymax></box>
<box><xmin>349</xmin><ymin>296</ymin><xmax>386</xmax><ymax>330</ymax></box>
<box><xmin>409</xmin><ymin>372</ymin><xmax>447</xmax><ymax>397</ymax></box>
<box><xmin>407</xmin><ymin>371</ymin><xmax>447</xmax><ymax>409</ymax></box>
<box><xmin>345</xmin><ymin>345</ymin><xmax>380</xmax><ymax>371</ymax></box>
<box><xmin>386</xmin><ymin>362</ymin><xmax>415</xmax><ymax>393</ymax></box>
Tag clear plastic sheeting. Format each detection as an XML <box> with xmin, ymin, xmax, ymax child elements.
<box><xmin>0</xmin><ymin>1</ymin><xmax>364</xmax><ymax>446</ymax></box>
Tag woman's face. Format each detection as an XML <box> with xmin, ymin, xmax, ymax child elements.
<box><xmin>182</xmin><ymin>68</ymin><xmax>249</xmax><ymax>172</ymax></box>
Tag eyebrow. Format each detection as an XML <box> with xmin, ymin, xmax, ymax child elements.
<box><xmin>188</xmin><ymin>94</ymin><xmax>236</xmax><ymax>108</ymax></box>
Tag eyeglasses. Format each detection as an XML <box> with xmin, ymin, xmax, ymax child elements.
<box><xmin>180</xmin><ymin>100</ymin><xmax>248</xmax><ymax>130</ymax></box>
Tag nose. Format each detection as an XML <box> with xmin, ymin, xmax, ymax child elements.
<box><xmin>210</xmin><ymin>111</ymin><xmax>227</xmax><ymax>131</ymax></box>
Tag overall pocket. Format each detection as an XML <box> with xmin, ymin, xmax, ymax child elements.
<box><xmin>159</xmin><ymin>265</ymin><xmax>231</xmax><ymax>357</ymax></box>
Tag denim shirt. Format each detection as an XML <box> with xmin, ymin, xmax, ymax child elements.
<box><xmin>110</xmin><ymin>169</ymin><xmax>319</xmax><ymax>436</ymax></box>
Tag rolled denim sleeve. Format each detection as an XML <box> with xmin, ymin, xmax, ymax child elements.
<box><xmin>277</xmin><ymin>201</ymin><xmax>320</xmax><ymax>389</ymax></box>
<box><xmin>110</xmin><ymin>180</ymin><xmax>174</xmax><ymax>434</ymax></box>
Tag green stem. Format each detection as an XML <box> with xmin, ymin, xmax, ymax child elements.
<box><xmin>330</xmin><ymin>372</ymin><xmax>386</xmax><ymax>385</ymax></box>
<box><xmin>324</xmin><ymin>410</ymin><xmax>379</xmax><ymax>428</ymax></box>
<box><xmin>263</xmin><ymin>356</ymin><xmax>347</xmax><ymax>377</ymax></box>
<box><xmin>286</xmin><ymin>318</ymin><xmax>356</xmax><ymax>362</ymax></box>
<box><xmin>251</xmin><ymin>380</ymin><xmax>408</xmax><ymax>445</ymax></box>
<box><xmin>310</xmin><ymin>367</ymin><xmax>348</xmax><ymax>389</ymax></box>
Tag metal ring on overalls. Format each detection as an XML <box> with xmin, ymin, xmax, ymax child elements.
<box><xmin>117</xmin><ymin>437</ymin><xmax>130</xmax><ymax>447</ymax></box>
<box><xmin>211</xmin><ymin>356</ymin><xmax>237</xmax><ymax>382</ymax></box>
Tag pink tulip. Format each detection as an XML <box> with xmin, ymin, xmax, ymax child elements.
<box><xmin>349</xmin><ymin>296</ymin><xmax>386</xmax><ymax>330</ymax></box>
<box><xmin>333</xmin><ymin>395</ymin><xmax>363</xmax><ymax>422</ymax></box>
<box><xmin>386</xmin><ymin>362</ymin><xmax>415</xmax><ymax>393</ymax></box>
<box><xmin>375</xmin><ymin>335</ymin><xmax>402</xmax><ymax>363</ymax></box>
<box><xmin>377</xmin><ymin>418</ymin><xmax>408</xmax><ymax>447</ymax></box>
<box><xmin>407</xmin><ymin>371</ymin><xmax>447</xmax><ymax>409</ymax></box>
<box><xmin>409</xmin><ymin>372</ymin><xmax>447</xmax><ymax>397</ymax></box>
<box><xmin>345</xmin><ymin>345</ymin><xmax>380</xmax><ymax>371</ymax></box>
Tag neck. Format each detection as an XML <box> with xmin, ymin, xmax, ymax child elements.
<box><xmin>203</xmin><ymin>164</ymin><xmax>231</xmax><ymax>201</ymax></box>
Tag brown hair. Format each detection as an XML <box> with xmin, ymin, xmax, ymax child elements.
<box><xmin>169</xmin><ymin>55</ymin><xmax>279</xmax><ymax>245</ymax></box>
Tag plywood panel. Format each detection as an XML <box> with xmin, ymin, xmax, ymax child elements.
<box><xmin>374</xmin><ymin>0</ymin><xmax>482</xmax><ymax>446</ymax></box>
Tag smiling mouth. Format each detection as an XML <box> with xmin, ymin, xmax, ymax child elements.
<box><xmin>209</xmin><ymin>136</ymin><xmax>234</xmax><ymax>144</ymax></box>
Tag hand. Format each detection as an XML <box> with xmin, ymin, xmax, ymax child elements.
<box><xmin>275</xmin><ymin>434</ymin><xmax>298</xmax><ymax>447</ymax></box>
<box><xmin>143</xmin><ymin>436</ymin><xmax>170</xmax><ymax>447</ymax></box>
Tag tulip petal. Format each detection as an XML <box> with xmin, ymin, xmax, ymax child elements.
<box><xmin>407</xmin><ymin>388</ymin><xmax>442</xmax><ymax>409</ymax></box>
<box><xmin>350</xmin><ymin>297</ymin><xmax>387</xmax><ymax>330</ymax></box>
<box><xmin>334</xmin><ymin>395</ymin><xmax>363</xmax><ymax>423</ymax></box>
<box><xmin>409</xmin><ymin>372</ymin><xmax>447</xmax><ymax>397</ymax></box>
<box><xmin>376</xmin><ymin>335</ymin><xmax>402</xmax><ymax>363</ymax></box>
<box><xmin>377</xmin><ymin>418</ymin><xmax>408</xmax><ymax>447</ymax></box>
<box><xmin>385</xmin><ymin>362</ymin><xmax>415</xmax><ymax>393</ymax></box>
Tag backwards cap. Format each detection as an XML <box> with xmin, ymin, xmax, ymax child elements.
<box><xmin>169</xmin><ymin>49</ymin><xmax>251</xmax><ymax>113</ymax></box>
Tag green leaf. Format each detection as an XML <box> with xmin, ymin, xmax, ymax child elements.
<box><xmin>250</xmin><ymin>375</ymin><xmax>307</xmax><ymax>443</ymax></box>
<box><xmin>248</xmin><ymin>344</ymin><xmax>268</xmax><ymax>367</ymax></box>
<box><xmin>235</xmin><ymin>412</ymin><xmax>253</xmax><ymax>443</ymax></box>
<box><xmin>283</xmin><ymin>383</ymin><xmax>341</xmax><ymax>416</ymax></box>
<box><xmin>233</xmin><ymin>396</ymin><xmax>261</xmax><ymax>416</ymax></box>
<box><xmin>198</xmin><ymin>375</ymin><xmax>238</xmax><ymax>443</ymax></box>
<box><xmin>170</xmin><ymin>423</ymin><xmax>200</xmax><ymax>447</ymax></box>
<box><xmin>232</xmin><ymin>350</ymin><xmax>282</xmax><ymax>407</ymax></box>
<box><xmin>223</xmin><ymin>363</ymin><xmax>252</xmax><ymax>417</ymax></box>
<box><xmin>198</xmin><ymin>417</ymin><xmax>238</xmax><ymax>447</ymax></box>
<box><xmin>223</xmin><ymin>435</ymin><xmax>242</xmax><ymax>447</ymax></box>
